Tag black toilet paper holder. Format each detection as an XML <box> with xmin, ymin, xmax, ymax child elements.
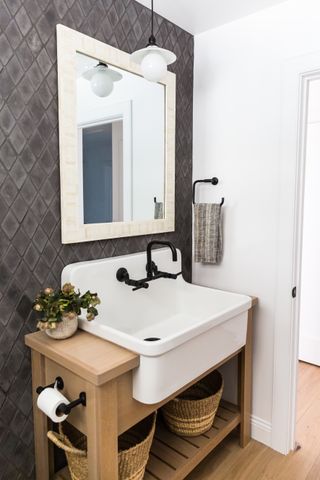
<box><xmin>36</xmin><ymin>376</ymin><xmax>64</xmax><ymax>394</ymax></box>
<box><xmin>36</xmin><ymin>377</ymin><xmax>86</xmax><ymax>416</ymax></box>
<box><xmin>56</xmin><ymin>392</ymin><xmax>87</xmax><ymax>415</ymax></box>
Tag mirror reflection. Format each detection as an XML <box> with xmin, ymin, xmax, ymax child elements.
<box><xmin>76</xmin><ymin>52</ymin><xmax>166</xmax><ymax>224</ymax></box>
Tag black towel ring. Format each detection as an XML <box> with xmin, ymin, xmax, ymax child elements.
<box><xmin>192</xmin><ymin>177</ymin><xmax>225</xmax><ymax>206</ymax></box>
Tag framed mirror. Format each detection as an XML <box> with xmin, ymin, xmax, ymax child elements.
<box><xmin>56</xmin><ymin>25</ymin><xmax>176</xmax><ymax>243</ymax></box>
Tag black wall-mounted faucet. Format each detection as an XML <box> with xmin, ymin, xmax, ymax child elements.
<box><xmin>116</xmin><ymin>241</ymin><xmax>181</xmax><ymax>292</ymax></box>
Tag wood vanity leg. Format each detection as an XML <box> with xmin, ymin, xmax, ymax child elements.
<box><xmin>239</xmin><ymin>307</ymin><xmax>253</xmax><ymax>448</ymax></box>
<box><xmin>86</xmin><ymin>380</ymin><xmax>118</xmax><ymax>480</ymax></box>
<box><xmin>31</xmin><ymin>351</ymin><xmax>54</xmax><ymax>480</ymax></box>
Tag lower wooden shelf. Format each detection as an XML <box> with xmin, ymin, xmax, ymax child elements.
<box><xmin>54</xmin><ymin>401</ymin><xmax>240</xmax><ymax>480</ymax></box>
<box><xmin>145</xmin><ymin>401</ymin><xmax>240</xmax><ymax>480</ymax></box>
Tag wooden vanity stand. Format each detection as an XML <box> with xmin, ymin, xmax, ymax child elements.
<box><xmin>25</xmin><ymin>298</ymin><xmax>257</xmax><ymax>480</ymax></box>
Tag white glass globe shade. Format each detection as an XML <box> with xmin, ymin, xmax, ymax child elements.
<box><xmin>141</xmin><ymin>51</ymin><xmax>167</xmax><ymax>82</ymax></box>
<box><xmin>90</xmin><ymin>70</ymin><xmax>114</xmax><ymax>97</ymax></box>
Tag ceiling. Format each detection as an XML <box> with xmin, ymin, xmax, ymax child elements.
<box><xmin>135</xmin><ymin>0</ymin><xmax>288</xmax><ymax>35</ymax></box>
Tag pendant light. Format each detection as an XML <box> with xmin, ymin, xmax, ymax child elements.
<box><xmin>82</xmin><ymin>62</ymin><xmax>122</xmax><ymax>98</ymax></box>
<box><xmin>131</xmin><ymin>0</ymin><xmax>176</xmax><ymax>83</ymax></box>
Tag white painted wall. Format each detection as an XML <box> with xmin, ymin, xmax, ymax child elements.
<box><xmin>299</xmin><ymin>78</ymin><xmax>320</xmax><ymax>366</ymax></box>
<box><xmin>193</xmin><ymin>0</ymin><xmax>320</xmax><ymax>446</ymax></box>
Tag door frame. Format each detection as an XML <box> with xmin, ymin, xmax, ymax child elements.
<box><xmin>272</xmin><ymin>51</ymin><xmax>320</xmax><ymax>454</ymax></box>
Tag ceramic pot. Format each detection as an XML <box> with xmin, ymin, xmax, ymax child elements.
<box><xmin>45</xmin><ymin>314</ymin><xmax>78</xmax><ymax>340</ymax></box>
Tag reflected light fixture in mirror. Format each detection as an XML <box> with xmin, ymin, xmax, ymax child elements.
<box><xmin>82</xmin><ymin>61</ymin><xmax>122</xmax><ymax>97</ymax></box>
<box><xmin>131</xmin><ymin>0</ymin><xmax>176</xmax><ymax>82</ymax></box>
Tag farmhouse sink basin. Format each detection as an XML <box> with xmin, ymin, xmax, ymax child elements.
<box><xmin>62</xmin><ymin>248</ymin><xmax>251</xmax><ymax>404</ymax></box>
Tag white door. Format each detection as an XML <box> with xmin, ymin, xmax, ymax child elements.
<box><xmin>299</xmin><ymin>78</ymin><xmax>320</xmax><ymax>366</ymax></box>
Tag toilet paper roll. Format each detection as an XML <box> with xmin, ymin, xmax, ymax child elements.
<box><xmin>37</xmin><ymin>387</ymin><xmax>70</xmax><ymax>423</ymax></box>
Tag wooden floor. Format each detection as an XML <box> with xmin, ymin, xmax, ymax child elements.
<box><xmin>187</xmin><ymin>361</ymin><xmax>320</xmax><ymax>480</ymax></box>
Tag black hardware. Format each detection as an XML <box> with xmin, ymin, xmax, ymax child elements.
<box><xmin>116</xmin><ymin>267</ymin><xmax>129</xmax><ymax>282</ymax></box>
<box><xmin>36</xmin><ymin>377</ymin><xmax>64</xmax><ymax>395</ymax></box>
<box><xmin>116</xmin><ymin>241</ymin><xmax>182</xmax><ymax>292</ymax></box>
<box><xmin>147</xmin><ymin>261</ymin><xmax>158</xmax><ymax>276</ymax></box>
<box><xmin>56</xmin><ymin>392</ymin><xmax>86</xmax><ymax>416</ymax></box>
<box><xmin>146</xmin><ymin>241</ymin><xmax>177</xmax><ymax>278</ymax></box>
<box><xmin>116</xmin><ymin>268</ymin><xmax>149</xmax><ymax>291</ymax></box>
<box><xmin>192</xmin><ymin>177</ymin><xmax>225</xmax><ymax>206</ymax></box>
<box><xmin>292</xmin><ymin>286</ymin><xmax>297</xmax><ymax>298</ymax></box>
<box><xmin>147</xmin><ymin>0</ymin><xmax>158</xmax><ymax>47</ymax></box>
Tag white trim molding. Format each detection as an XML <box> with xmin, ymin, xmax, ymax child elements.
<box><xmin>272</xmin><ymin>51</ymin><xmax>320</xmax><ymax>455</ymax></box>
<box><xmin>251</xmin><ymin>415</ymin><xmax>272</xmax><ymax>447</ymax></box>
<box><xmin>56</xmin><ymin>24</ymin><xmax>176</xmax><ymax>243</ymax></box>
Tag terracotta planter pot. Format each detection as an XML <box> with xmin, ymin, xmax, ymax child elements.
<box><xmin>46</xmin><ymin>314</ymin><xmax>78</xmax><ymax>340</ymax></box>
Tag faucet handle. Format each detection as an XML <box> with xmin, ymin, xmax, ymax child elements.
<box><xmin>146</xmin><ymin>261</ymin><xmax>158</xmax><ymax>276</ymax></box>
<box><xmin>158</xmin><ymin>271</ymin><xmax>182</xmax><ymax>280</ymax></box>
<box><xmin>133</xmin><ymin>281</ymin><xmax>149</xmax><ymax>292</ymax></box>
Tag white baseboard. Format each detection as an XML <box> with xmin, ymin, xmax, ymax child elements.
<box><xmin>299</xmin><ymin>334</ymin><xmax>320</xmax><ymax>366</ymax></box>
<box><xmin>251</xmin><ymin>415</ymin><xmax>272</xmax><ymax>447</ymax></box>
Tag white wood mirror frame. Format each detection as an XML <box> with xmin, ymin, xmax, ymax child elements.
<box><xmin>56</xmin><ymin>24</ymin><xmax>176</xmax><ymax>244</ymax></box>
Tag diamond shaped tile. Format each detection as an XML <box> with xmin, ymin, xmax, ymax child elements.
<box><xmin>1</xmin><ymin>211</ymin><xmax>19</xmax><ymax>239</ymax></box>
<box><xmin>6</xmin><ymin>57</ymin><xmax>24</xmax><ymax>86</ymax></box>
<box><xmin>0</xmin><ymin>33</ymin><xmax>13</xmax><ymax>65</ymax></box>
<box><xmin>9</xmin><ymin>125</ymin><xmax>26</xmax><ymax>154</ymax></box>
<box><xmin>1</xmin><ymin>177</ymin><xmax>18</xmax><ymax>206</ymax></box>
<box><xmin>15</xmin><ymin>6</ymin><xmax>32</xmax><ymax>36</ymax></box>
<box><xmin>5</xmin><ymin>20</ymin><xmax>22</xmax><ymax>50</ymax></box>
<box><xmin>9</xmin><ymin>160</ymin><xmax>27</xmax><ymax>189</ymax></box>
<box><xmin>0</xmin><ymin>105</ymin><xmax>15</xmax><ymax>135</ymax></box>
<box><xmin>16</xmin><ymin>40</ymin><xmax>33</xmax><ymax>71</ymax></box>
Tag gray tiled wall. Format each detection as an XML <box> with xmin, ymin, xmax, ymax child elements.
<box><xmin>0</xmin><ymin>0</ymin><xmax>193</xmax><ymax>477</ymax></box>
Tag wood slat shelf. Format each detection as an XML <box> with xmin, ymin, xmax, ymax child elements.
<box><xmin>54</xmin><ymin>401</ymin><xmax>240</xmax><ymax>480</ymax></box>
<box><xmin>145</xmin><ymin>401</ymin><xmax>240</xmax><ymax>480</ymax></box>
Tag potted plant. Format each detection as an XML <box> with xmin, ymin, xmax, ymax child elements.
<box><xmin>33</xmin><ymin>283</ymin><xmax>101</xmax><ymax>340</ymax></box>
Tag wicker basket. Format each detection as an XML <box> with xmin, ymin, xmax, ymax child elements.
<box><xmin>161</xmin><ymin>370</ymin><xmax>223</xmax><ymax>437</ymax></box>
<box><xmin>47</xmin><ymin>413</ymin><xmax>156</xmax><ymax>480</ymax></box>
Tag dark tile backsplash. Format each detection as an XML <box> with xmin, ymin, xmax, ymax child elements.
<box><xmin>0</xmin><ymin>0</ymin><xmax>193</xmax><ymax>477</ymax></box>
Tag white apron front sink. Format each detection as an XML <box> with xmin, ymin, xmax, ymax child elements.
<box><xmin>62</xmin><ymin>248</ymin><xmax>251</xmax><ymax>404</ymax></box>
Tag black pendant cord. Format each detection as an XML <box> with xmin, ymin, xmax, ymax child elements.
<box><xmin>148</xmin><ymin>0</ymin><xmax>157</xmax><ymax>46</ymax></box>
<box><xmin>151</xmin><ymin>0</ymin><xmax>154</xmax><ymax>37</ymax></box>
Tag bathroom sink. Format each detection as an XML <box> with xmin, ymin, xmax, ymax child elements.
<box><xmin>62</xmin><ymin>248</ymin><xmax>251</xmax><ymax>404</ymax></box>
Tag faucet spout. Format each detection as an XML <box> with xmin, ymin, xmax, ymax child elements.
<box><xmin>146</xmin><ymin>241</ymin><xmax>177</xmax><ymax>278</ymax></box>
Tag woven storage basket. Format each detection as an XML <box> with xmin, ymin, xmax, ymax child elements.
<box><xmin>161</xmin><ymin>370</ymin><xmax>223</xmax><ymax>437</ymax></box>
<box><xmin>47</xmin><ymin>413</ymin><xmax>156</xmax><ymax>480</ymax></box>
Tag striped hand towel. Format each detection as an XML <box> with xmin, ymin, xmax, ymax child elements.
<box><xmin>194</xmin><ymin>203</ymin><xmax>223</xmax><ymax>264</ymax></box>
